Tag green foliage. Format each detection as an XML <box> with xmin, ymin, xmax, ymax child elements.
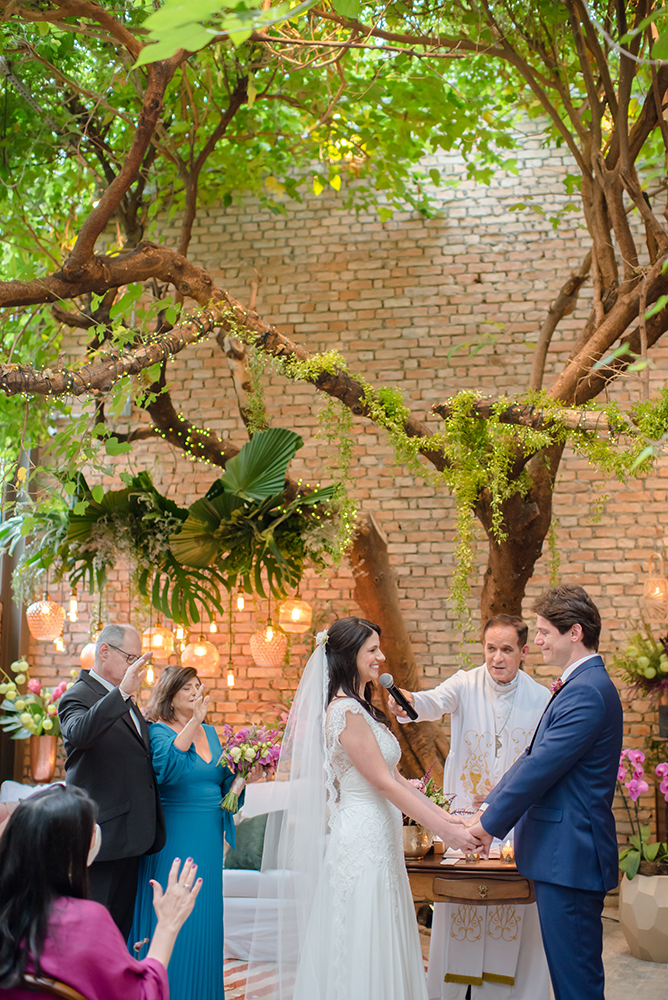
<box><xmin>0</xmin><ymin>430</ymin><xmax>339</xmax><ymax>624</ymax></box>
<box><xmin>613</xmin><ymin>622</ymin><xmax>668</xmax><ymax>700</ymax></box>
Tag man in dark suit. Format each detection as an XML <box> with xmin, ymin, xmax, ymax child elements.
<box><xmin>58</xmin><ymin>623</ymin><xmax>166</xmax><ymax>938</ymax></box>
<box><xmin>467</xmin><ymin>585</ymin><xmax>623</xmax><ymax>1000</ymax></box>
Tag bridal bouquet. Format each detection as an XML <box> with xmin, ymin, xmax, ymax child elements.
<box><xmin>218</xmin><ymin>723</ymin><xmax>282</xmax><ymax>812</ymax></box>
<box><xmin>403</xmin><ymin>765</ymin><xmax>452</xmax><ymax>826</ymax></box>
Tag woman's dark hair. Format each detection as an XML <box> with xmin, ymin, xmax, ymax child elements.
<box><xmin>146</xmin><ymin>665</ymin><xmax>200</xmax><ymax>723</ymax></box>
<box><xmin>0</xmin><ymin>784</ymin><xmax>96</xmax><ymax>987</ymax></box>
<box><xmin>325</xmin><ymin>617</ymin><xmax>387</xmax><ymax>724</ymax></box>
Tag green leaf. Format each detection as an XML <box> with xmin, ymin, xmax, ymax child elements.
<box><xmin>333</xmin><ymin>0</ymin><xmax>361</xmax><ymax>17</ymax></box>
<box><xmin>134</xmin><ymin>24</ymin><xmax>217</xmax><ymax>67</ymax></box>
<box><xmin>652</xmin><ymin>31</ymin><xmax>668</xmax><ymax>62</ymax></box>
<box><xmin>645</xmin><ymin>295</ymin><xmax>668</xmax><ymax>320</ymax></box>
<box><xmin>91</xmin><ymin>485</ymin><xmax>105</xmax><ymax>504</ymax></box>
<box><xmin>20</xmin><ymin>514</ymin><xmax>35</xmax><ymax>537</ymax></box>
<box><xmin>625</xmin><ymin>850</ymin><xmax>641</xmax><ymax>880</ymax></box>
<box><xmin>219</xmin><ymin>427</ymin><xmax>303</xmax><ymax>501</ymax></box>
<box><xmin>104</xmin><ymin>437</ymin><xmax>133</xmax><ymax>456</ymax></box>
<box><xmin>247</xmin><ymin>73</ymin><xmax>257</xmax><ymax>109</ymax></box>
<box><xmin>645</xmin><ymin>841</ymin><xmax>661</xmax><ymax>861</ymax></box>
<box><xmin>72</xmin><ymin>500</ymin><xmax>88</xmax><ymax>515</ymax></box>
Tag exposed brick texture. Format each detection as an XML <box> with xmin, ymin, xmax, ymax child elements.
<box><xmin>21</xmin><ymin>121</ymin><xmax>665</xmax><ymax>838</ymax></box>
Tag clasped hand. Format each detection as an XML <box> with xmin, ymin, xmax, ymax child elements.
<box><xmin>443</xmin><ymin>811</ymin><xmax>488</xmax><ymax>853</ymax></box>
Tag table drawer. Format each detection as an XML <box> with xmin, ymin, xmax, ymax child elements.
<box><xmin>431</xmin><ymin>875</ymin><xmax>535</xmax><ymax>905</ymax></box>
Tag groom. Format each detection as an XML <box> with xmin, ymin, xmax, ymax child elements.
<box><xmin>467</xmin><ymin>585</ymin><xmax>622</xmax><ymax>1000</ymax></box>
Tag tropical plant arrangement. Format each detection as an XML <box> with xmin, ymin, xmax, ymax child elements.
<box><xmin>613</xmin><ymin>623</ymin><xmax>668</xmax><ymax>702</ymax></box>
<box><xmin>403</xmin><ymin>766</ymin><xmax>452</xmax><ymax>826</ymax></box>
<box><xmin>0</xmin><ymin>428</ymin><xmax>339</xmax><ymax>626</ymax></box>
<box><xmin>0</xmin><ymin>657</ymin><xmax>75</xmax><ymax>740</ymax></box>
<box><xmin>618</xmin><ymin>748</ymin><xmax>668</xmax><ymax>879</ymax></box>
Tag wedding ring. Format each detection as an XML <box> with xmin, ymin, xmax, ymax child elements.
<box><xmin>184</xmin><ymin>882</ymin><xmax>191</xmax><ymax>888</ymax></box>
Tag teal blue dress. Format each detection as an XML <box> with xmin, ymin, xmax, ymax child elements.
<box><xmin>129</xmin><ymin>722</ymin><xmax>239</xmax><ymax>1000</ymax></box>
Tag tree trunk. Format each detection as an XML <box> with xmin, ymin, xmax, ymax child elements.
<box><xmin>476</xmin><ymin>443</ymin><xmax>565</xmax><ymax>621</ymax></box>
<box><xmin>349</xmin><ymin>513</ymin><xmax>449</xmax><ymax>778</ymax></box>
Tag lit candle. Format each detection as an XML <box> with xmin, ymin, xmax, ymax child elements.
<box><xmin>501</xmin><ymin>840</ymin><xmax>514</xmax><ymax>863</ymax></box>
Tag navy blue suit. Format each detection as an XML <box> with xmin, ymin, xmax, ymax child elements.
<box><xmin>481</xmin><ymin>655</ymin><xmax>622</xmax><ymax>1000</ymax></box>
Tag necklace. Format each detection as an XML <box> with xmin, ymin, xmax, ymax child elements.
<box><xmin>494</xmin><ymin>689</ymin><xmax>518</xmax><ymax>757</ymax></box>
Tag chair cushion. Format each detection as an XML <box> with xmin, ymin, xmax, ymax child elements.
<box><xmin>224</xmin><ymin>813</ymin><xmax>268</xmax><ymax>871</ymax></box>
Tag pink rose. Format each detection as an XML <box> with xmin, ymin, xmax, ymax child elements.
<box><xmin>27</xmin><ymin>679</ymin><xmax>42</xmax><ymax>695</ymax></box>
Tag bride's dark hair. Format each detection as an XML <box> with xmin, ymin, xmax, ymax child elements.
<box><xmin>325</xmin><ymin>617</ymin><xmax>387</xmax><ymax>723</ymax></box>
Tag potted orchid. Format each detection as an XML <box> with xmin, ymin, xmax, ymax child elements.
<box><xmin>617</xmin><ymin>748</ymin><xmax>668</xmax><ymax>963</ymax></box>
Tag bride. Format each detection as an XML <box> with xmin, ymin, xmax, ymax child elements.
<box><xmin>245</xmin><ymin>617</ymin><xmax>482</xmax><ymax>1000</ymax></box>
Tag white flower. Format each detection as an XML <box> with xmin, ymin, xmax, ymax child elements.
<box><xmin>315</xmin><ymin>629</ymin><xmax>329</xmax><ymax>647</ymax></box>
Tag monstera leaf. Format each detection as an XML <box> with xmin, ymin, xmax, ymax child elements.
<box><xmin>169</xmin><ymin>493</ymin><xmax>246</xmax><ymax>568</ymax></box>
<box><xmin>213</xmin><ymin>427</ymin><xmax>303</xmax><ymax>501</ymax></box>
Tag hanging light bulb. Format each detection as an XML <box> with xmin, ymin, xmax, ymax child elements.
<box><xmin>67</xmin><ymin>588</ymin><xmax>79</xmax><ymax>623</ymax></box>
<box><xmin>80</xmin><ymin>641</ymin><xmax>96</xmax><ymax>670</ymax></box>
<box><xmin>227</xmin><ymin>664</ymin><xmax>235</xmax><ymax>687</ymax></box>
<box><xmin>277</xmin><ymin>598</ymin><xmax>312</xmax><ymax>634</ymax></box>
<box><xmin>236</xmin><ymin>591</ymin><xmax>245</xmax><ymax>612</ymax></box>
<box><xmin>54</xmin><ymin>629</ymin><xmax>66</xmax><ymax>653</ymax></box>
<box><xmin>180</xmin><ymin>640</ymin><xmax>187</xmax><ymax>652</ymax></box>
<box><xmin>146</xmin><ymin>664</ymin><xmax>155</xmax><ymax>685</ymax></box>
<box><xmin>249</xmin><ymin>625</ymin><xmax>287</xmax><ymax>667</ymax></box>
<box><xmin>142</xmin><ymin>625</ymin><xmax>175</xmax><ymax>659</ymax></box>
<box><xmin>175</xmin><ymin>625</ymin><xmax>185</xmax><ymax>641</ymax></box>
<box><xmin>181</xmin><ymin>634</ymin><xmax>220</xmax><ymax>677</ymax></box>
<box><xmin>26</xmin><ymin>594</ymin><xmax>66</xmax><ymax>642</ymax></box>
<box><xmin>209</xmin><ymin>619</ymin><xmax>218</xmax><ymax>633</ymax></box>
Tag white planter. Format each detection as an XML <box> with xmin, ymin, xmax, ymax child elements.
<box><xmin>619</xmin><ymin>874</ymin><xmax>668</xmax><ymax>963</ymax></box>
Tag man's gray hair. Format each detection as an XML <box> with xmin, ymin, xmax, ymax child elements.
<box><xmin>95</xmin><ymin>623</ymin><xmax>129</xmax><ymax>661</ymax></box>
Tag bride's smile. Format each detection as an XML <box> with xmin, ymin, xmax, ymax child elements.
<box><xmin>355</xmin><ymin>631</ymin><xmax>385</xmax><ymax>692</ymax></box>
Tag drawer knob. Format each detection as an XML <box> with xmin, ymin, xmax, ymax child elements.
<box><xmin>477</xmin><ymin>884</ymin><xmax>489</xmax><ymax>898</ymax></box>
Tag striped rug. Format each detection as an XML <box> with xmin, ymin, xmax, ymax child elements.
<box><xmin>224</xmin><ymin>929</ymin><xmax>431</xmax><ymax>997</ymax></box>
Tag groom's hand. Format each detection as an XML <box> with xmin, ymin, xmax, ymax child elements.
<box><xmin>465</xmin><ymin>820</ymin><xmax>493</xmax><ymax>858</ymax></box>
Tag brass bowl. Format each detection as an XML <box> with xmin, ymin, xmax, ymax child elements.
<box><xmin>403</xmin><ymin>824</ymin><xmax>434</xmax><ymax>859</ymax></box>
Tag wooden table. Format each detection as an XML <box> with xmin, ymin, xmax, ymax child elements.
<box><xmin>405</xmin><ymin>854</ymin><xmax>535</xmax><ymax>905</ymax></box>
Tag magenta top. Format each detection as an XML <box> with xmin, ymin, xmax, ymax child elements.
<box><xmin>3</xmin><ymin>897</ymin><xmax>169</xmax><ymax>1000</ymax></box>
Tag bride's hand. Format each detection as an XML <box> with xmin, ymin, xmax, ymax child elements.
<box><xmin>441</xmin><ymin>818</ymin><xmax>484</xmax><ymax>853</ymax></box>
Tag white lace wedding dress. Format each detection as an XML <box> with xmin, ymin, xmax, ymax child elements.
<box><xmin>292</xmin><ymin>697</ymin><xmax>429</xmax><ymax>1000</ymax></box>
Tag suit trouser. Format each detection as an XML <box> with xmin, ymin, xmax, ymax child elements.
<box><xmin>533</xmin><ymin>880</ymin><xmax>605</xmax><ymax>1000</ymax></box>
<box><xmin>89</xmin><ymin>856</ymin><xmax>140</xmax><ymax>940</ymax></box>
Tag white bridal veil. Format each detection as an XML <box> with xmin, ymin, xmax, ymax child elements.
<box><xmin>244</xmin><ymin>632</ymin><xmax>331</xmax><ymax>999</ymax></box>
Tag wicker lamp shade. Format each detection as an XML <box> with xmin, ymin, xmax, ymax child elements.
<box><xmin>26</xmin><ymin>598</ymin><xmax>66</xmax><ymax>642</ymax></box>
<box><xmin>80</xmin><ymin>642</ymin><xmax>97</xmax><ymax>670</ymax></box>
<box><xmin>142</xmin><ymin>625</ymin><xmax>175</xmax><ymax>659</ymax></box>
<box><xmin>277</xmin><ymin>598</ymin><xmax>312</xmax><ymax>634</ymax></box>
<box><xmin>181</xmin><ymin>636</ymin><xmax>220</xmax><ymax>677</ymax></box>
<box><xmin>643</xmin><ymin>554</ymin><xmax>668</xmax><ymax>622</ymax></box>
<box><xmin>250</xmin><ymin>626</ymin><xmax>288</xmax><ymax>667</ymax></box>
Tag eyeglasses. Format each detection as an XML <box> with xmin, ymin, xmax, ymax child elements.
<box><xmin>107</xmin><ymin>644</ymin><xmax>140</xmax><ymax>665</ymax></box>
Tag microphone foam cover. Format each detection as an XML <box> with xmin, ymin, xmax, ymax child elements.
<box><xmin>378</xmin><ymin>673</ymin><xmax>394</xmax><ymax>689</ymax></box>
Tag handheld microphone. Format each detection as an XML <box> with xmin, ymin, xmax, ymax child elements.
<box><xmin>379</xmin><ymin>673</ymin><xmax>418</xmax><ymax>721</ymax></box>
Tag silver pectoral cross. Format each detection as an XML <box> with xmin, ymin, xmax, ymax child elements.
<box><xmin>495</xmin><ymin>735</ymin><xmax>502</xmax><ymax>757</ymax></box>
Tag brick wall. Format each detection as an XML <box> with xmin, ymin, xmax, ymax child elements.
<box><xmin>22</xmin><ymin>120</ymin><xmax>665</xmax><ymax>837</ymax></box>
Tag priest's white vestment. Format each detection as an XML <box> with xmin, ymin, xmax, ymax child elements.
<box><xmin>412</xmin><ymin>664</ymin><xmax>551</xmax><ymax>1000</ymax></box>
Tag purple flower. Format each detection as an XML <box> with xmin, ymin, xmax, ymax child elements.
<box><xmin>626</xmin><ymin>749</ymin><xmax>645</xmax><ymax>766</ymax></box>
<box><xmin>656</xmin><ymin>762</ymin><xmax>668</xmax><ymax>778</ymax></box>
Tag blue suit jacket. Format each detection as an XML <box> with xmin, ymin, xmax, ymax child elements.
<box><xmin>481</xmin><ymin>656</ymin><xmax>622</xmax><ymax>892</ymax></box>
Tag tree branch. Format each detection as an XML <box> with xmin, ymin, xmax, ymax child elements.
<box><xmin>431</xmin><ymin>398</ymin><xmax>638</xmax><ymax>435</ymax></box>
<box><xmin>530</xmin><ymin>251</ymin><xmax>592</xmax><ymax>391</ymax></box>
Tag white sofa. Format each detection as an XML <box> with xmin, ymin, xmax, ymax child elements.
<box><xmin>223</xmin><ymin>780</ymin><xmax>290</xmax><ymax>961</ymax></box>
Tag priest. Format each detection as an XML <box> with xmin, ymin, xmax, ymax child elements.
<box><xmin>390</xmin><ymin>614</ymin><xmax>550</xmax><ymax>1000</ymax></box>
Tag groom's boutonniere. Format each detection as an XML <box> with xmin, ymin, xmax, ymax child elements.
<box><xmin>550</xmin><ymin>678</ymin><xmax>564</xmax><ymax>696</ymax></box>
